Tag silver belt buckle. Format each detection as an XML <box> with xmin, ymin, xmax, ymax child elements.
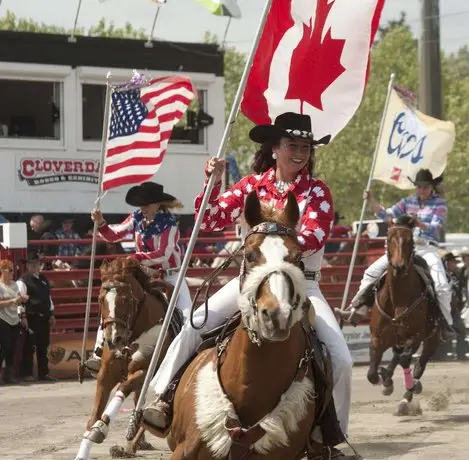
<box><xmin>305</xmin><ymin>270</ymin><xmax>321</xmax><ymax>282</ymax></box>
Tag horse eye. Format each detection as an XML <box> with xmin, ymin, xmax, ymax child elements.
<box><xmin>245</xmin><ymin>251</ymin><xmax>257</xmax><ymax>263</ymax></box>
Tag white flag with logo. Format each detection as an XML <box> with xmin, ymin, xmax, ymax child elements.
<box><xmin>372</xmin><ymin>88</ymin><xmax>455</xmax><ymax>189</ymax></box>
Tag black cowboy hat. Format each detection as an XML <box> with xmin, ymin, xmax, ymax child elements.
<box><xmin>408</xmin><ymin>169</ymin><xmax>443</xmax><ymax>187</ymax></box>
<box><xmin>249</xmin><ymin>112</ymin><xmax>331</xmax><ymax>146</ymax></box>
<box><xmin>21</xmin><ymin>250</ymin><xmax>40</xmax><ymax>264</ymax></box>
<box><xmin>443</xmin><ymin>252</ymin><xmax>457</xmax><ymax>263</ymax></box>
<box><xmin>125</xmin><ymin>182</ymin><xmax>177</xmax><ymax>207</ymax></box>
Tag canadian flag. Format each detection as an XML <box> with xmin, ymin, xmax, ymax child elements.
<box><xmin>241</xmin><ymin>0</ymin><xmax>385</xmax><ymax>140</ymax></box>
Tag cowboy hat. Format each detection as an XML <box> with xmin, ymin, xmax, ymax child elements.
<box><xmin>249</xmin><ymin>112</ymin><xmax>331</xmax><ymax>146</ymax></box>
<box><xmin>459</xmin><ymin>246</ymin><xmax>469</xmax><ymax>257</ymax></box>
<box><xmin>21</xmin><ymin>250</ymin><xmax>41</xmax><ymax>264</ymax></box>
<box><xmin>442</xmin><ymin>252</ymin><xmax>457</xmax><ymax>263</ymax></box>
<box><xmin>408</xmin><ymin>169</ymin><xmax>443</xmax><ymax>187</ymax></box>
<box><xmin>125</xmin><ymin>182</ymin><xmax>177</xmax><ymax>207</ymax></box>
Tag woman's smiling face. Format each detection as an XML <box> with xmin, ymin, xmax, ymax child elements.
<box><xmin>273</xmin><ymin>137</ymin><xmax>312</xmax><ymax>177</ymax></box>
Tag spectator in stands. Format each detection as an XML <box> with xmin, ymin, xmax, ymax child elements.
<box><xmin>17</xmin><ymin>251</ymin><xmax>57</xmax><ymax>383</ymax></box>
<box><xmin>29</xmin><ymin>214</ymin><xmax>58</xmax><ymax>269</ymax></box>
<box><xmin>0</xmin><ymin>259</ymin><xmax>28</xmax><ymax>385</ymax></box>
<box><xmin>55</xmin><ymin>218</ymin><xmax>82</xmax><ymax>258</ymax></box>
<box><xmin>460</xmin><ymin>247</ymin><xmax>469</xmax><ymax>308</ymax></box>
<box><xmin>442</xmin><ymin>252</ymin><xmax>467</xmax><ymax>360</ymax></box>
<box><xmin>325</xmin><ymin>211</ymin><xmax>352</xmax><ymax>256</ymax></box>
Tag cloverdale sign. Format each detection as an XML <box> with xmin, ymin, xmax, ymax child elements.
<box><xmin>18</xmin><ymin>157</ymin><xmax>100</xmax><ymax>186</ymax></box>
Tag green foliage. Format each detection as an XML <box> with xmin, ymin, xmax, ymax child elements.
<box><xmin>0</xmin><ymin>10</ymin><xmax>146</xmax><ymax>38</ymax></box>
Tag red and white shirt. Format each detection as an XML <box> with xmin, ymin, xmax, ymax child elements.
<box><xmin>195</xmin><ymin>167</ymin><xmax>334</xmax><ymax>259</ymax></box>
<box><xmin>98</xmin><ymin>210</ymin><xmax>182</xmax><ymax>271</ymax></box>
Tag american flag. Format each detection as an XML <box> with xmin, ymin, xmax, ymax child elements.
<box><xmin>101</xmin><ymin>75</ymin><xmax>195</xmax><ymax>191</ymax></box>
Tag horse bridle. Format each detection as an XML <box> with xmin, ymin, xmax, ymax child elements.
<box><xmin>387</xmin><ymin>226</ymin><xmax>414</xmax><ymax>276</ymax></box>
<box><xmin>100</xmin><ymin>280</ymin><xmax>144</xmax><ymax>346</ymax></box>
<box><xmin>240</xmin><ymin>222</ymin><xmax>304</xmax><ymax>345</ymax></box>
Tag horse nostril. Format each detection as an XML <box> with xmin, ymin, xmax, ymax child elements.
<box><xmin>261</xmin><ymin>309</ymin><xmax>270</xmax><ymax>320</ymax></box>
<box><xmin>114</xmin><ymin>336</ymin><xmax>122</xmax><ymax>344</ymax></box>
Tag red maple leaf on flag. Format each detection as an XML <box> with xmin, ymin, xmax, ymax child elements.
<box><xmin>285</xmin><ymin>0</ymin><xmax>346</xmax><ymax>111</ymax></box>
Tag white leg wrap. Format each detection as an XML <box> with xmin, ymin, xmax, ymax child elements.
<box><xmin>75</xmin><ymin>438</ymin><xmax>93</xmax><ymax>460</ymax></box>
<box><xmin>102</xmin><ymin>390</ymin><xmax>125</xmax><ymax>421</ymax></box>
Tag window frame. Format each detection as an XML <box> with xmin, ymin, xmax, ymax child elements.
<box><xmin>76</xmin><ymin>66</ymin><xmax>214</xmax><ymax>154</ymax></box>
<box><xmin>0</xmin><ymin>62</ymin><xmax>71</xmax><ymax>150</ymax></box>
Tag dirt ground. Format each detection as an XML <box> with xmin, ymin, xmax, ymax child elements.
<box><xmin>1</xmin><ymin>361</ymin><xmax>468</xmax><ymax>460</ymax></box>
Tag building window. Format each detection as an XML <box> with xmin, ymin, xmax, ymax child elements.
<box><xmin>0</xmin><ymin>79</ymin><xmax>62</xmax><ymax>140</ymax></box>
<box><xmin>81</xmin><ymin>83</ymin><xmax>207</xmax><ymax>145</ymax></box>
<box><xmin>82</xmin><ymin>84</ymin><xmax>107</xmax><ymax>141</ymax></box>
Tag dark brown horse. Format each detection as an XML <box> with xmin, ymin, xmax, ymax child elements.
<box><xmin>148</xmin><ymin>191</ymin><xmax>332</xmax><ymax>460</ymax></box>
<box><xmin>84</xmin><ymin>258</ymin><xmax>181</xmax><ymax>454</ymax></box>
<box><xmin>367</xmin><ymin>215</ymin><xmax>440</xmax><ymax>415</ymax></box>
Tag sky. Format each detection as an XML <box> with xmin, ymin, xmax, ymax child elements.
<box><xmin>1</xmin><ymin>0</ymin><xmax>469</xmax><ymax>55</ymax></box>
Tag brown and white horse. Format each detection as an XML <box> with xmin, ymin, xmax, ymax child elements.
<box><xmin>84</xmin><ymin>258</ymin><xmax>181</xmax><ymax>453</ymax></box>
<box><xmin>163</xmin><ymin>191</ymin><xmax>322</xmax><ymax>460</ymax></box>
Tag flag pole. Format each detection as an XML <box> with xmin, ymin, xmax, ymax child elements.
<box><xmin>221</xmin><ymin>16</ymin><xmax>233</xmax><ymax>48</ymax></box>
<box><xmin>145</xmin><ymin>6</ymin><xmax>162</xmax><ymax>48</ymax></box>
<box><xmin>132</xmin><ymin>0</ymin><xmax>273</xmax><ymax>418</ymax></box>
<box><xmin>78</xmin><ymin>72</ymin><xmax>113</xmax><ymax>383</ymax></box>
<box><xmin>68</xmin><ymin>0</ymin><xmax>83</xmax><ymax>43</ymax></box>
<box><xmin>338</xmin><ymin>73</ymin><xmax>396</xmax><ymax>321</ymax></box>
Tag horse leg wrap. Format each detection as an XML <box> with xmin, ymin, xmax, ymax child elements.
<box><xmin>75</xmin><ymin>438</ymin><xmax>93</xmax><ymax>460</ymax></box>
<box><xmin>403</xmin><ymin>368</ymin><xmax>414</xmax><ymax>390</ymax></box>
<box><xmin>102</xmin><ymin>390</ymin><xmax>125</xmax><ymax>421</ymax></box>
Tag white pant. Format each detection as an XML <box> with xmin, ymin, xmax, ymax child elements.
<box><xmin>92</xmin><ymin>275</ymin><xmax>193</xmax><ymax>355</ymax></box>
<box><xmin>150</xmin><ymin>277</ymin><xmax>353</xmax><ymax>436</ymax></box>
<box><xmin>352</xmin><ymin>244</ymin><xmax>452</xmax><ymax>325</ymax></box>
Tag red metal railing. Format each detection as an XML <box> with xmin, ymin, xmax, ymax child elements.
<box><xmin>20</xmin><ymin>234</ymin><xmax>385</xmax><ymax>336</ymax></box>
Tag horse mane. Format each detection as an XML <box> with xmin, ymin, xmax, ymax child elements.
<box><xmin>100</xmin><ymin>257</ymin><xmax>168</xmax><ymax>305</ymax></box>
<box><xmin>393</xmin><ymin>214</ymin><xmax>417</xmax><ymax>229</ymax></box>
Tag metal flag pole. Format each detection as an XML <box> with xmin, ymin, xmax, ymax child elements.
<box><xmin>132</xmin><ymin>0</ymin><xmax>273</xmax><ymax>417</ymax></box>
<box><xmin>68</xmin><ymin>0</ymin><xmax>83</xmax><ymax>43</ymax></box>
<box><xmin>221</xmin><ymin>16</ymin><xmax>233</xmax><ymax>48</ymax></box>
<box><xmin>145</xmin><ymin>6</ymin><xmax>162</xmax><ymax>48</ymax></box>
<box><xmin>78</xmin><ymin>72</ymin><xmax>113</xmax><ymax>383</ymax></box>
<box><xmin>338</xmin><ymin>73</ymin><xmax>396</xmax><ymax>320</ymax></box>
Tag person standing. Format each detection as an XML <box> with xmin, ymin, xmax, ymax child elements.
<box><xmin>17</xmin><ymin>251</ymin><xmax>57</xmax><ymax>382</ymax></box>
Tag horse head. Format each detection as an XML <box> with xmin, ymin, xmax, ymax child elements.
<box><xmin>98</xmin><ymin>258</ymin><xmax>146</xmax><ymax>350</ymax></box>
<box><xmin>238</xmin><ymin>191</ymin><xmax>307</xmax><ymax>344</ymax></box>
<box><xmin>387</xmin><ymin>214</ymin><xmax>416</xmax><ymax>276</ymax></box>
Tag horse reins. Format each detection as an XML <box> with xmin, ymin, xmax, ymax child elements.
<box><xmin>189</xmin><ymin>221</ymin><xmax>303</xmax><ymax>342</ymax></box>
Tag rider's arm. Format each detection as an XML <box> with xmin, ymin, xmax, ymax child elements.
<box><xmin>194</xmin><ymin>175</ymin><xmax>253</xmax><ymax>232</ymax></box>
<box><xmin>298</xmin><ymin>179</ymin><xmax>334</xmax><ymax>255</ymax></box>
<box><xmin>420</xmin><ymin>198</ymin><xmax>447</xmax><ymax>240</ymax></box>
<box><xmin>375</xmin><ymin>198</ymin><xmax>407</xmax><ymax>221</ymax></box>
<box><xmin>98</xmin><ymin>213</ymin><xmax>135</xmax><ymax>242</ymax></box>
<box><xmin>133</xmin><ymin>225</ymin><xmax>179</xmax><ymax>267</ymax></box>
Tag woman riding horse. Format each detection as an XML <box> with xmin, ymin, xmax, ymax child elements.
<box><xmin>84</xmin><ymin>181</ymin><xmax>192</xmax><ymax>373</ymax></box>
<box><xmin>337</xmin><ymin>169</ymin><xmax>455</xmax><ymax>341</ymax></box>
<box><xmin>143</xmin><ymin>112</ymin><xmax>357</xmax><ymax>460</ymax></box>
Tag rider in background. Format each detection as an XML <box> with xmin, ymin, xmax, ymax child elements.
<box><xmin>84</xmin><ymin>182</ymin><xmax>192</xmax><ymax>373</ymax></box>
<box><xmin>442</xmin><ymin>252</ymin><xmax>467</xmax><ymax>360</ymax></box>
<box><xmin>337</xmin><ymin>169</ymin><xmax>455</xmax><ymax>341</ymax></box>
<box><xmin>143</xmin><ymin>112</ymin><xmax>358</xmax><ymax>460</ymax></box>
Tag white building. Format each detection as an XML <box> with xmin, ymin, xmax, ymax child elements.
<box><xmin>0</xmin><ymin>30</ymin><xmax>225</xmax><ymax>232</ymax></box>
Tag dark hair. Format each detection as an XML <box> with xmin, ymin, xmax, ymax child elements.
<box><xmin>251</xmin><ymin>138</ymin><xmax>316</xmax><ymax>175</ymax></box>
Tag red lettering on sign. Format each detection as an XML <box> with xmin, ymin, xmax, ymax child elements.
<box><xmin>21</xmin><ymin>159</ymin><xmax>35</xmax><ymax>178</ymax></box>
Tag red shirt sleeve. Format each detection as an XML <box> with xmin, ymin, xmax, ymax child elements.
<box><xmin>297</xmin><ymin>180</ymin><xmax>334</xmax><ymax>255</ymax></box>
<box><xmin>194</xmin><ymin>176</ymin><xmax>254</xmax><ymax>231</ymax></box>
<box><xmin>98</xmin><ymin>214</ymin><xmax>134</xmax><ymax>242</ymax></box>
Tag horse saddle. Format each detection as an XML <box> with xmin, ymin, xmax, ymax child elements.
<box><xmin>196</xmin><ymin>312</ymin><xmax>242</xmax><ymax>354</ymax></box>
<box><xmin>358</xmin><ymin>255</ymin><xmax>437</xmax><ymax>309</ymax></box>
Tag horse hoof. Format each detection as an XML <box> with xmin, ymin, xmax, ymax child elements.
<box><xmin>86</xmin><ymin>427</ymin><xmax>106</xmax><ymax>444</ymax></box>
<box><xmin>136</xmin><ymin>440</ymin><xmax>155</xmax><ymax>451</ymax></box>
<box><xmin>413</xmin><ymin>380</ymin><xmax>423</xmax><ymax>394</ymax></box>
<box><xmin>395</xmin><ymin>400</ymin><xmax>409</xmax><ymax>416</ymax></box>
<box><xmin>382</xmin><ymin>383</ymin><xmax>394</xmax><ymax>396</ymax></box>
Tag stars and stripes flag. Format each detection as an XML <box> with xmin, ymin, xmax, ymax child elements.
<box><xmin>101</xmin><ymin>75</ymin><xmax>195</xmax><ymax>191</ymax></box>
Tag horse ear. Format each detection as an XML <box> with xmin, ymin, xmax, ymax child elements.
<box><xmin>244</xmin><ymin>191</ymin><xmax>262</xmax><ymax>228</ymax></box>
<box><xmin>284</xmin><ymin>191</ymin><xmax>300</xmax><ymax>227</ymax></box>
